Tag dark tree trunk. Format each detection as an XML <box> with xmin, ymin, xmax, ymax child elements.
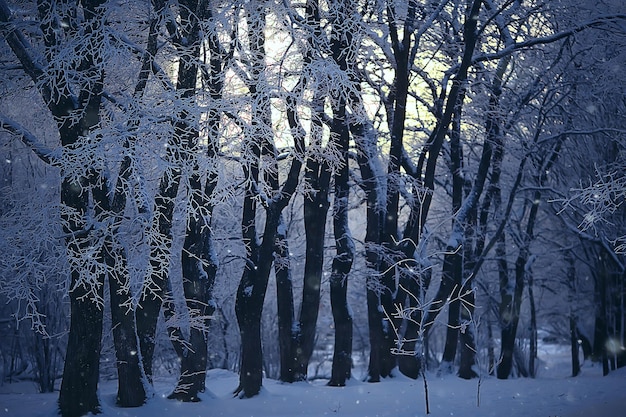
<box><xmin>234</xmin><ymin>17</ymin><xmax>276</xmax><ymax>390</ymax></box>
<box><xmin>168</xmin><ymin>7</ymin><xmax>224</xmax><ymax>398</ymax></box>
<box><xmin>234</xmin><ymin>170</ymin><xmax>263</xmax><ymax>397</ymax></box>
<box><xmin>282</xmin><ymin>55</ymin><xmax>329</xmax><ymax>383</ymax></box>
<box><xmin>281</xmin><ymin>0</ymin><xmax>328</xmax><ymax>382</ymax></box>
<box><xmin>236</xmin><ymin>205</ymin><xmax>297</xmax><ymax>396</ymax></box>
<box><xmin>168</xmin><ymin>1</ymin><xmax>221</xmax><ymax>395</ymax></box>
<box><xmin>234</xmin><ymin>3</ymin><xmax>304</xmax><ymax>393</ymax></box>
<box><xmin>497</xmin><ymin>131</ymin><xmax>561</xmax><ymax>378</ymax></box>
<box><xmin>497</xmin><ymin>242</ymin><xmax>526</xmax><ymax>379</ymax></box>
<box><xmin>58</xmin><ymin>267</ymin><xmax>104</xmax><ymax>417</ymax></box>
<box><xmin>458</xmin><ymin>291</ymin><xmax>478</xmax><ymax>379</ymax></box>
<box><xmin>328</xmin><ymin>252</ymin><xmax>354</xmax><ymax>387</ymax></box>
<box><xmin>497</xmin><ymin>192</ymin><xmax>540</xmax><ymax>379</ymax></box>
<box><xmin>398</xmin><ymin>3</ymin><xmax>483</xmax><ymax>382</ymax></box>
<box><xmin>439</xmin><ymin>74</ymin><xmax>466</xmax><ymax>375</ymax></box>
<box><xmin>136</xmin><ymin>171</ymin><xmax>180</xmax><ymax>382</ymax></box>
<box><xmin>60</xmin><ymin>174</ymin><xmax>105</xmax><ymax>417</ymax></box>
<box><xmin>99</xmin><ymin>8</ymin><xmax>161</xmax><ymax>405</ymax></box>
<box><xmin>592</xmin><ymin>250</ymin><xmax>610</xmax><ymax>375</ymax></box>
<box><xmin>236</xmin><ymin>285</ymin><xmax>264</xmax><ymax>396</ymax></box>
<box><xmin>487</xmin><ymin>321</ymin><xmax>495</xmax><ymax>375</ymax></box>
<box><xmin>440</xmin><ymin>252</ymin><xmax>463</xmax><ymax>371</ymax></box>
<box><xmin>168</xmin><ymin>174</ymin><xmax>217</xmax><ymax>401</ymax></box>
<box><xmin>352</xmin><ymin>123</ymin><xmax>394</xmax><ymax>382</ymax></box>
<box><xmin>570</xmin><ymin>316</ymin><xmax>581</xmax><ymax>377</ymax></box>
<box><xmin>293</xmin><ymin>158</ymin><xmax>330</xmax><ymax>380</ymax></box>
<box><xmin>528</xmin><ymin>272</ymin><xmax>537</xmax><ymax>378</ymax></box>
<box><xmin>10</xmin><ymin>0</ymin><xmax>112</xmax><ymax>413</ymax></box>
<box><xmin>136</xmin><ymin>0</ymin><xmax>206</xmax><ymax>386</ymax></box>
<box><xmin>375</xmin><ymin>0</ymin><xmax>422</xmax><ymax>381</ymax></box>
<box><xmin>274</xmin><ymin>217</ymin><xmax>296</xmax><ymax>383</ymax></box>
<box><xmin>105</xmin><ymin>239</ymin><xmax>147</xmax><ymax>406</ymax></box>
<box><xmin>234</xmin><ymin>180</ymin><xmax>303</xmax><ymax>397</ymax></box>
<box><xmin>327</xmin><ymin>24</ymin><xmax>355</xmax><ymax>384</ymax></box>
<box><xmin>97</xmin><ymin>155</ymin><xmax>148</xmax><ymax>406</ymax></box>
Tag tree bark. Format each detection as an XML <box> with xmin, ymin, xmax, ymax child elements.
<box><xmin>274</xmin><ymin>217</ymin><xmax>296</xmax><ymax>383</ymax></box>
<box><xmin>458</xmin><ymin>291</ymin><xmax>478</xmax><ymax>379</ymax></box>
<box><xmin>136</xmin><ymin>0</ymin><xmax>208</xmax><ymax>390</ymax></box>
<box><xmin>352</xmin><ymin>117</ymin><xmax>395</xmax><ymax>382</ymax></box>
<box><xmin>167</xmin><ymin>174</ymin><xmax>217</xmax><ymax>401</ymax></box>
<box><xmin>293</xmin><ymin>155</ymin><xmax>330</xmax><ymax>380</ymax></box>
<box><xmin>290</xmin><ymin>0</ymin><xmax>330</xmax><ymax>382</ymax></box>
<box><xmin>327</xmin><ymin>18</ymin><xmax>355</xmax><ymax>383</ymax></box>
<box><xmin>528</xmin><ymin>270</ymin><xmax>537</xmax><ymax>378</ymax></box>
<box><xmin>234</xmin><ymin>3</ymin><xmax>304</xmax><ymax>395</ymax></box>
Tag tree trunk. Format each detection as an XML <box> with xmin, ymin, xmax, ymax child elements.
<box><xmin>497</xmin><ymin>138</ymin><xmax>555</xmax><ymax>380</ymax></box>
<box><xmin>487</xmin><ymin>321</ymin><xmax>495</xmax><ymax>375</ymax></box>
<box><xmin>496</xmin><ymin>243</ymin><xmax>526</xmax><ymax>379</ymax></box>
<box><xmin>328</xmin><ymin>258</ymin><xmax>354</xmax><ymax>386</ymax></box>
<box><xmin>439</xmin><ymin>87</ymin><xmax>467</xmax><ymax>375</ymax></box>
<box><xmin>439</xmin><ymin>252</ymin><xmax>463</xmax><ymax>373</ymax></box>
<box><xmin>168</xmin><ymin>173</ymin><xmax>217</xmax><ymax>401</ymax></box>
<box><xmin>285</xmin><ymin>0</ymin><xmax>329</xmax><ymax>383</ymax></box>
<box><xmin>528</xmin><ymin>272</ymin><xmax>537</xmax><ymax>378</ymax></box>
<box><xmin>293</xmin><ymin>160</ymin><xmax>330</xmax><ymax>380</ymax></box>
<box><xmin>168</xmin><ymin>9</ymin><xmax>224</xmax><ymax>395</ymax></box>
<box><xmin>327</xmin><ymin>30</ymin><xmax>355</xmax><ymax>383</ymax></box>
<box><xmin>58</xmin><ymin>267</ymin><xmax>104</xmax><ymax>417</ymax></box>
<box><xmin>233</xmin><ymin>2</ymin><xmax>305</xmax><ymax>388</ymax></box>
<box><xmin>136</xmin><ymin>0</ymin><xmax>207</xmax><ymax>386</ymax></box>
<box><xmin>106</xmin><ymin>240</ymin><xmax>147</xmax><ymax>406</ymax></box>
<box><xmin>59</xmin><ymin>173</ymin><xmax>105</xmax><ymax>417</ymax></box>
<box><xmin>593</xmin><ymin>250</ymin><xmax>610</xmax><ymax>375</ymax></box>
<box><xmin>236</xmin><ymin>291</ymin><xmax>264</xmax><ymax>396</ymax></box>
<box><xmin>351</xmin><ymin>119</ymin><xmax>390</xmax><ymax>382</ymax></box>
<box><xmin>400</xmin><ymin>2</ymin><xmax>483</xmax><ymax>379</ymax></box>
<box><xmin>235</xmin><ymin>207</ymin><xmax>288</xmax><ymax>397</ymax></box>
<box><xmin>458</xmin><ymin>291</ymin><xmax>478</xmax><ymax>379</ymax></box>
<box><xmin>570</xmin><ymin>316</ymin><xmax>581</xmax><ymax>377</ymax></box>
<box><xmin>274</xmin><ymin>216</ymin><xmax>296</xmax><ymax>383</ymax></box>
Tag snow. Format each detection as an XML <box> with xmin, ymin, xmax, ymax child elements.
<box><xmin>2</xmin><ymin>355</ymin><xmax>625</xmax><ymax>417</ymax></box>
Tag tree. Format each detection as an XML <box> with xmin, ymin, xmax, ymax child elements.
<box><xmin>234</xmin><ymin>0</ymin><xmax>305</xmax><ymax>397</ymax></box>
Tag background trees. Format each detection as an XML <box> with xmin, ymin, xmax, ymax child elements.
<box><xmin>0</xmin><ymin>0</ymin><xmax>625</xmax><ymax>413</ymax></box>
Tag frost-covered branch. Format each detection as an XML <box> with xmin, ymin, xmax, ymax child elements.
<box><xmin>0</xmin><ymin>115</ymin><xmax>57</xmax><ymax>165</ymax></box>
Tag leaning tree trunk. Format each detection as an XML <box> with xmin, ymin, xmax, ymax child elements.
<box><xmin>497</xmin><ymin>131</ymin><xmax>561</xmax><ymax>378</ymax></box>
<box><xmin>395</xmin><ymin>1</ymin><xmax>483</xmax><ymax>380</ymax></box>
<box><xmin>236</xmin><ymin>201</ymin><xmax>300</xmax><ymax>396</ymax></box>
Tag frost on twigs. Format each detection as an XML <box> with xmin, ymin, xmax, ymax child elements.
<box><xmin>557</xmin><ymin>162</ymin><xmax>626</xmax><ymax>253</ymax></box>
<box><xmin>0</xmin><ymin>194</ymin><xmax>67</xmax><ymax>336</ymax></box>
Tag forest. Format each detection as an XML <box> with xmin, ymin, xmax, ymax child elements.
<box><xmin>0</xmin><ymin>0</ymin><xmax>625</xmax><ymax>416</ymax></box>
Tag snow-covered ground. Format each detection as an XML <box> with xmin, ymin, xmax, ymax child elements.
<box><xmin>1</xmin><ymin>344</ymin><xmax>625</xmax><ymax>417</ymax></box>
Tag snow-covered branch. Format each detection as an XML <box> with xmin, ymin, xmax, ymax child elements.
<box><xmin>0</xmin><ymin>115</ymin><xmax>57</xmax><ymax>165</ymax></box>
